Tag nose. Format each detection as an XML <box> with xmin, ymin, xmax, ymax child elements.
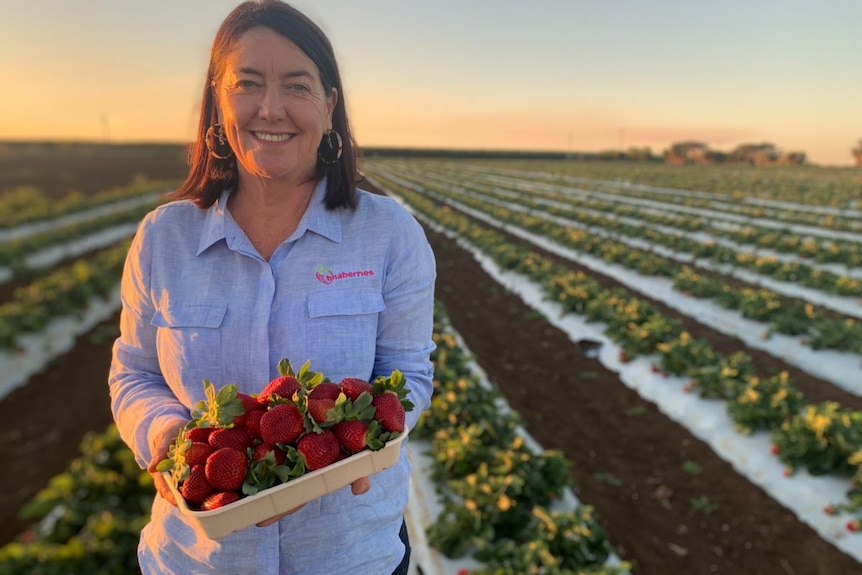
<box><xmin>258</xmin><ymin>81</ymin><xmax>287</xmax><ymax>120</ymax></box>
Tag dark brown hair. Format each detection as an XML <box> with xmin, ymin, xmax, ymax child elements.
<box><xmin>172</xmin><ymin>0</ymin><xmax>360</xmax><ymax>210</ymax></box>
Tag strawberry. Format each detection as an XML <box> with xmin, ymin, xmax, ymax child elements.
<box><xmin>372</xmin><ymin>391</ymin><xmax>406</xmax><ymax>433</ymax></box>
<box><xmin>201</xmin><ymin>491</ymin><xmax>242</xmax><ymax>510</ymax></box>
<box><xmin>233</xmin><ymin>392</ymin><xmax>259</xmax><ymax>426</ymax></box>
<box><xmin>258</xmin><ymin>375</ymin><xmax>302</xmax><ymax>407</ymax></box>
<box><xmin>307</xmin><ymin>382</ymin><xmax>344</xmax><ymax>425</ymax></box>
<box><xmin>209</xmin><ymin>426</ymin><xmax>253</xmax><ymax>452</ymax></box>
<box><xmin>205</xmin><ymin>447</ymin><xmax>248</xmax><ymax>492</ymax></box>
<box><xmin>260</xmin><ymin>403</ymin><xmax>305</xmax><ymax>445</ymax></box>
<box><xmin>244</xmin><ymin>409</ymin><xmax>266</xmax><ymax>438</ymax></box>
<box><xmin>369</xmin><ymin>370</ymin><xmax>413</xmax><ymax>433</ymax></box>
<box><xmin>184</xmin><ymin>441</ymin><xmax>214</xmax><ymax>467</ymax></box>
<box><xmin>308</xmin><ymin>382</ymin><xmax>341</xmax><ymax>401</ymax></box>
<box><xmin>185</xmin><ymin>426</ymin><xmax>215</xmax><ymax>443</ymax></box>
<box><xmin>339</xmin><ymin>377</ymin><xmax>373</xmax><ymax>401</ymax></box>
<box><xmin>252</xmin><ymin>443</ymin><xmax>286</xmax><ymax>466</ymax></box>
<box><xmin>181</xmin><ymin>464</ymin><xmax>214</xmax><ymax>506</ymax></box>
<box><xmin>333</xmin><ymin>420</ymin><xmax>384</xmax><ymax>454</ymax></box>
<box><xmin>296</xmin><ymin>430</ymin><xmax>341</xmax><ymax>471</ymax></box>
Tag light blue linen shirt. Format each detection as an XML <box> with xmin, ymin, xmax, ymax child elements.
<box><xmin>109</xmin><ymin>179</ymin><xmax>436</xmax><ymax>575</ymax></box>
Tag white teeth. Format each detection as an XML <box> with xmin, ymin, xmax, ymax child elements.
<box><xmin>255</xmin><ymin>132</ymin><xmax>291</xmax><ymax>142</ymax></box>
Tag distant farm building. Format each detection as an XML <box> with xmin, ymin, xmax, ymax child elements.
<box><xmin>664</xmin><ymin>141</ymin><xmax>713</xmax><ymax>165</ymax></box>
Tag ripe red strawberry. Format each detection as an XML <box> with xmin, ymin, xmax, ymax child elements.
<box><xmin>184</xmin><ymin>441</ymin><xmax>214</xmax><ymax>467</ymax></box>
<box><xmin>201</xmin><ymin>491</ymin><xmax>242</xmax><ymax>510</ymax></box>
<box><xmin>209</xmin><ymin>427</ymin><xmax>253</xmax><ymax>452</ymax></box>
<box><xmin>372</xmin><ymin>391</ymin><xmax>406</xmax><ymax>433</ymax></box>
<box><xmin>181</xmin><ymin>464</ymin><xmax>214</xmax><ymax>506</ymax></box>
<box><xmin>296</xmin><ymin>430</ymin><xmax>341</xmax><ymax>471</ymax></box>
<box><xmin>333</xmin><ymin>420</ymin><xmax>383</xmax><ymax>454</ymax></box>
<box><xmin>245</xmin><ymin>409</ymin><xmax>266</xmax><ymax>438</ymax></box>
<box><xmin>307</xmin><ymin>382</ymin><xmax>343</xmax><ymax>424</ymax></box>
<box><xmin>258</xmin><ymin>375</ymin><xmax>302</xmax><ymax>406</ymax></box>
<box><xmin>205</xmin><ymin>448</ymin><xmax>248</xmax><ymax>492</ymax></box>
<box><xmin>233</xmin><ymin>392</ymin><xmax>259</xmax><ymax>426</ymax></box>
<box><xmin>339</xmin><ymin>377</ymin><xmax>373</xmax><ymax>401</ymax></box>
<box><xmin>185</xmin><ymin>427</ymin><xmax>215</xmax><ymax>443</ymax></box>
<box><xmin>252</xmin><ymin>443</ymin><xmax>286</xmax><ymax>465</ymax></box>
<box><xmin>260</xmin><ymin>403</ymin><xmax>305</xmax><ymax>445</ymax></box>
<box><xmin>309</xmin><ymin>382</ymin><xmax>341</xmax><ymax>400</ymax></box>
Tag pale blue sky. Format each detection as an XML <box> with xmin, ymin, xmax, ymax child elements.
<box><xmin>1</xmin><ymin>0</ymin><xmax>860</xmax><ymax>165</ymax></box>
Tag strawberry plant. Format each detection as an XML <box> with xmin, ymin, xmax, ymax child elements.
<box><xmin>0</xmin><ymin>425</ymin><xmax>152</xmax><ymax>574</ymax></box>
<box><xmin>688</xmin><ymin>351</ymin><xmax>755</xmax><ymax>400</ymax></box>
<box><xmin>656</xmin><ymin>331</ymin><xmax>716</xmax><ymax>376</ymax></box>
<box><xmin>771</xmin><ymin>402</ymin><xmax>862</xmax><ymax>476</ymax></box>
<box><xmin>727</xmin><ymin>371</ymin><xmax>804</xmax><ymax>435</ymax></box>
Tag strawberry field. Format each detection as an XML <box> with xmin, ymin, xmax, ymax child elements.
<box><xmin>2</xmin><ymin>144</ymin><xmax>862</xmax><ymax>574</ymax></box>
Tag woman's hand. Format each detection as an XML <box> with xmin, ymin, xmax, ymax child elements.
<box><xmin>147</xmin><ymin>418</ymin><xmax>187</xmax><ymax>507</ymax></box>
<box><xmin>256</xmin><ymin>476</ymin><xmax>371</xmax><ymax>527</ymax></box>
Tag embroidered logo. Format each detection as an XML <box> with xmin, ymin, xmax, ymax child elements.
<box><xmin>315</xmin><ymin>264</ymin><xmax>375</xmax><ymax>285</ymax></box>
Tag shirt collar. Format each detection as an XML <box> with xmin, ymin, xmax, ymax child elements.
<box><xmin>196</xmin><ymin>178</ymin><xmax>342</xmax><ymax>256</ymax></box>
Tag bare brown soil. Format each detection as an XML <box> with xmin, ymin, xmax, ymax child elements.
<box><xmin>1</xmin><ymin>163</ymin><xmax>861</xmax><ymax>575</ymax></box>
<box><xmin>0</xmin><ymin>142</ymin><xmax>188</xmax><ymax>198</ymax></box>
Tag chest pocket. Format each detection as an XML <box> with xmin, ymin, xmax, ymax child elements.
<box><xmin>306</xmin><ymin>289</ymin><xmax>384</xmax><ymax>374</ymax></box>
<box><xmin>150</xmin><ymin>303</ymin><xmax>227</xmax><ymax>397</ymax></box>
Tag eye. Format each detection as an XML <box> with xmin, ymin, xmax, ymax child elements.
<box><xmin>286</xmin><ymin>83</ymin><xmax>311</xmax><ymax>94</ymax></box>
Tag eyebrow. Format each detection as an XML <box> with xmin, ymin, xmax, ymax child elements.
<box><xmin>236</xmin><ymin>67</ymin><xmax>315</xmax><ymax>81</ymax></box>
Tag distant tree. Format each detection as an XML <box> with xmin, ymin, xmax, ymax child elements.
<box><xmin>853</xmin><ymin>140</ymin><xmax>862</xmax><ymax>166</ymax></box>
<box><xmin>625</xmin><ymin>147</ymin><xmax>655</xmax><ymax>161</ymax></box>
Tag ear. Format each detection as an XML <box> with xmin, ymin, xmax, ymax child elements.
<box><xmin>325</xmin><ymin>87</ymin><xmax>338</xmax><ymax>125</ymax></box>
<box><xmin>210</xmin><ymin>82</ymin><xmax>224</xmax><ymax>125</ymax></box>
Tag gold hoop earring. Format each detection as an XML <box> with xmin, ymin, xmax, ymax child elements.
<box><xmin>205</xmin><ymin>123</ymin><xmax>233</xmax><ymax>160</ymax></box>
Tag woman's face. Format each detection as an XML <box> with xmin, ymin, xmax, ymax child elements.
<box><xmin>214</xmin><ymin>27</ymin><xmax>336</xmax><ymax>187</ymax></box>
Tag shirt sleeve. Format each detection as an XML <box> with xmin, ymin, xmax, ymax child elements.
<box><xmin>373</xmin><ymin>206</ymin><xmax>437</xmax><ymax>431</ymax></box>
<box><xmin>108</xmin><ymin>214</ymin><xmax>190</xmax><ymax>469</ymax></box>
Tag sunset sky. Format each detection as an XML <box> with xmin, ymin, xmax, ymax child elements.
<box><xmin>2</xmin><ymin>0</ymin><xmax>860</xmax><ymax>165</ymax></box>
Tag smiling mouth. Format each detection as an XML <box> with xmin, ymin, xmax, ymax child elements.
<box><xmin>254</xmin><ymin>132</ymin><xmax>293</xmax><ymax>142</ymax></box>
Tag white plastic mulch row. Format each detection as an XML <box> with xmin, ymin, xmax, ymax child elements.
<box><xmin>0</xmin><ymin>224</ymin><xmax>138</xmax><ymax>284</ymax></box>
<box><xmin>377</xmin><ymin>182</ymin><xmax>862</xmax><ymax>567</ymax></box>
<box><xmin>477</xmin><ymin>168</ymin><xmax>862</xmax><ymax>244</ymax></box>
<box><xmin>0</xmin><ymin>192</ymin><xmax>162</xmax><ymax>244</ymax></box>
<box><xmin>0</xmin><ymin>285</ymin><xmax>121</xmax><ymax>401</ymax></box>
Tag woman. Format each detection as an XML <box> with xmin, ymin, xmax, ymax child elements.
<box><xmin>108</xmin><ymin>1</ymin><xmax>436</xmax><ymax>573</ymax></box>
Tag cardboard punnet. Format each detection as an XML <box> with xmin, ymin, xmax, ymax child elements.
<box><xmin>165</xmin><ymin>432</ymin><xmax>407</xmax><ymax>539</ymax></box>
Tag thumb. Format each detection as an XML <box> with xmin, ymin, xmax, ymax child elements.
<box><xmin>351</xmin><ymin>476</ymin><xmax>371</xmax><ymax>495</ymax></box>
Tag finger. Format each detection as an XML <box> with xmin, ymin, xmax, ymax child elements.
<box><xmin>151</xmin><ymin>472</ymin><xmax>178</xmax><ymax>507</ymax></box>
<box><xmin>351</xmin><ymin>476</ymin><xmax>371</xmax><ymax>495</ymax></box>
